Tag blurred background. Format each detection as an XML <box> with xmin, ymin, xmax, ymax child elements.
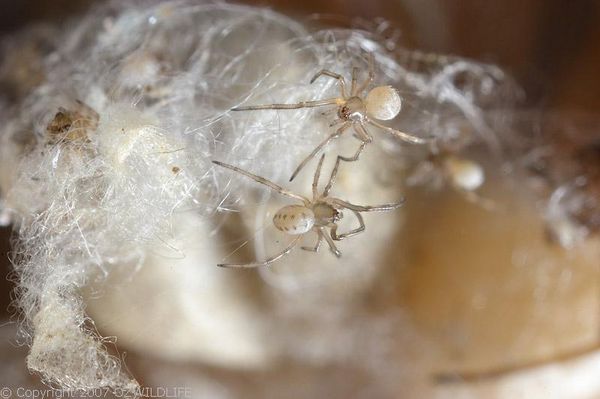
<box><xmin>1</xmin><ymin>0</ymin><xmax>599</xmax><ymax>396</ymax></box>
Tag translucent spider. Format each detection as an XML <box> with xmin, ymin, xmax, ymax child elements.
<box><xmin>408</xmin><ymin>150</ymin><xmax>496</xmax><ymax>210</ymax></box>
<box><xmin>213</xmin><ymin>154</ymin><xmax>404</xmax><ymax>267</ymax></box>
<box><xmin>232</xmin><ymin>55</ymin><xmax>429</xmax><ymax>181</ymax></box>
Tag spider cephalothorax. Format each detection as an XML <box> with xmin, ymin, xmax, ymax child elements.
<box><xmin>212</xmin><ymin>154</ymin><xmax>403</xmax><ymax>267</ymax></box>
<box><xmin>232</xmin><ymin>54</ymin><xmax>429</xmax><ymax>181</ymax></box>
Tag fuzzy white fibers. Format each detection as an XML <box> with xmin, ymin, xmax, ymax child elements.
<box><xmin>0</xmin><ymin>0</ymin><xmax>518</xmax><ymax>393</ymax></box>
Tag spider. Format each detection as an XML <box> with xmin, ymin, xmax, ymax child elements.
<box><xmin>232</xmin><ymin>54</ymin><xmax>429</xmax><ymax>181</ymax></box>
<box><xmin>213</xmin><ymin>154</ymin><xmax>404</xmax><ymax>267</ymax></box>
<box><xmin>408</xmin><ymin>149</ymin><xmax>496</xmax><ymax>210</ymax></box>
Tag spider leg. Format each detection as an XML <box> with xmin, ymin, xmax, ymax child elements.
<box><xmin>310</xmin><ymin>69</ymin><xmax>347</xmax><ymax>98</ymax></box>
<box><xmin>323</xmin><ymin>140</ymin><xmax>368</xmax><ymax>197</ymax></box>
<box><xmin>322</xmin><ymin>228</ymin><xmax>342</xmax><ymax>258</ymax></box>
<box><xmin>289</xmin><ymin>122</ymin><xmax>351</xmax><ymax>182</ymax></box>
<box><xmin>320</xmin><ymin>108</ymin><xmax>338</xmax><ymax>117</ymax></box>
<box><xmin>212</xmin><ymin>161</ymin><xmax>310</xmax><ymax>204</ymax></box>
<box><xmin>330</xmin><ymin>211</ymin><xmax>365</xmax><ymax>240</ymax></box>
<box><xmin>331</xmin><ymin>197</ymin><xmax>405</xmax><ymax>212</ymax></box>
<box><xmin>329</xmin><ymin>118</ymin><xmax>345</xmax><ymax>127</ymax></box>
<box><xmin>232</xmin><ymin>98</ymin><xmax>341</xmax><ymax>111</ymax></box>
<box><xmin>217</xmin><ymin>236</ymin><xmax>301</xmax><ymax>268</ymax></box>
<box><xmin>354</xmin><ymin>122</ymin><xmax>374</xmax><ymax>143</ymax></box>
<box><xmin>367</xmin><ymin>119</ymin><xmax>430</xmax><ymax>145</ymax></box>
<box><xmin>354</xmin><ymin>53</ymin><xmax>375</xmax><ymax>95</ymax></box>
<box><xmin>350</xmin><ymin>66</ymin><xmax>359</xmax><ymax>96</ymax></box>
<box><xmin>321</xmin><ymin>124</ymin><xmax>372</xmax><ymax>196</ymax></box>
<box><xmin>301</xmin><ymin>228</ymin><xmax>323</xmax><ymax>252</ymax></box>
<box><xmin>312</xmin><ymin>154</ymin><xmax>326</xmax><ymax>200</ymax></box>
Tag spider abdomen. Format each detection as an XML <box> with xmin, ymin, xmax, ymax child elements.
<box><xmin>273</xmin><ymin>205</ymin><xmax>315</xmax><ymax>234</ymax></box>
<box><xmin>444</xmin><ymin>156</ymin><xmax>484</xmax><ymax>191</ymax></box>
<box><xmin>365</xmin><ymin>85</ymin><xmax>402</xmax><ymax>120</ymax></box>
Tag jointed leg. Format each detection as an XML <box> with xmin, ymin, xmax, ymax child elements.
<box><xmin>350</xmin><ymin>67</ymin><xmax>359</xmax><ymax>96</ymax></box>
<box><xmin>310</xmin><ymin>70</ymin><xmax>347</xmax><ymax>98</ymax></box>
<box><xmin>322</xmin><ymin>229</ymin><xmax>342</xmax><ymax>258</ymax></box>
<box><xmin>289</xmin><ymin>122</ymin><xmax>351</xmax><ymax>182</ymax></box>
<box><xmin>312</xmin><ymin>154</ymin><xmax>326</xmax><ymax>200</ymax></box>
<box><xmin>331</xmin><ymin>198</ymin><xmax>405</xmax><ymax>212</ymax></box>
<box><xmin>354</xmin><ymin>53</ymin><xmax>375</xmax><ymax>95</ymax></box>
<box><xmin>330</xmin><ymin>211</ymin><xmax>365</xmax><ymax>240</ymax></box>
<box><xmin>329</xmin><ymin>118</ymin><xmax>345</xmax><ymax>127</ymax></box>
<box><xmin>218</xmin><ymin>236</ymin><xmax>301</xmax><ymax>268</ymax></box>
<box><xmin>212</xmin><ymin>161</ymin><xmax>310</xmax><ymax>204</ymax></box>
<box><xmin>323</xmin><ymin>140</ymin><xmax>368</xmax><ymax>196</ymax></box>
<box><xmin>367</xmin><ymin>119</ymin><xmax>430</xmax><ymax>144</ymax></box>
<box><xmin>354</xmin><ymin>122</ymin><xmax>373</xmax><ymax>143</ymax></box>
<box><xmin>321</xmin><ymin>108</ymin><xmax>338</xmax><ymax>117</ymax></box>
<box><xmin>232</xmin><ymin>98</ymin><xmax>341</xmax><ymax>111</ymax></box>
<box><xmin>301</xmin><ymin>229</ymin><xmax>323</xmax><ymax>252</ymax></box>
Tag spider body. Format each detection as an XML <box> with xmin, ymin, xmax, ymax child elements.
<box><xmin>443</xmin><ymin>156</ymin><xmax>484</xmax><ymax>192</ymax></box>
<box><xmin>273</xmin><ymin>201</ymin><xmax>343</xmax><ymax>235</ymax></box>
<box><xmin>365</xmin><ymin>85</ymin><xmax>402</xmax><ymax>120</ymax></box>
<box><xmin>232</xmin><ymin>55</ymin><xmax>429</xmax><ymax>181</ymax></box>
<box><xmin>338</xmin><ymin>96</ymin><xmax>367</xmax><ymax>122</ymax></box>
<box><xmin>409</xmin><ymin>150</ymin><xmax>494</xmax><ymax>209</ymax></box>
<box><xmin>213</xmin><ymin>154</ymin><xmax>403</xmax><ymax>267</ymax></box>
<box><xmin>311</xmin><ymin>201</ymin><xmax>343</xmax><ymax>226</ymax></box>
<box><xmin>273</xmin><ymin>205</ymin><xmax>315</xmax><ymax>234</ymax></box>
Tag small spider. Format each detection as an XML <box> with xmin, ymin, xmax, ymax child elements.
<box><xmin>232</xmin><ymin>54</ymin><xmax>428</xmax><ymax>181</ymax></box>
<box><xmin>213</xmin><ymin>154</ymin><xmax>404</xmax><ymax>267</ymax></box>
<box><xmin>408</xmin><ymin>150</ymin><xmax>496</xmax><ymax>210</ymax></box>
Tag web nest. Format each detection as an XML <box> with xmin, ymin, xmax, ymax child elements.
<box><xmin>0</xmin><ymin>0</ymin><xmax>524</xmax><ymax>393</ymax></box>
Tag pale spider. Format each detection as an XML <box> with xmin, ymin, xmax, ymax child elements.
<box><xmin>213</xmin><ymin>154</ymin><xmax>404</xmax><ymax>267</ymax></box>
<box><xmin>232</xmin><ymin>55</ymin><xmax>429</xmax><ymax>181</ymax></box>
<box><xmin>408</xmin><ymin>149</ymin><xmax>496</xmax><ymax>210</ymax></box>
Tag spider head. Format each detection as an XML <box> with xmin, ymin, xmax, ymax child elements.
<box><xmin>313</xmin><ymin>202</ymin><xmax>343</xmax><ymax>225</ymax></box>
<box><xmin>338</xmin><ymin>96</ymin><xmax>366</xmax><ymax>122</ymax></box>
<box><xmin>365</xmin><ymin>85</ymin><xmax>402</xmax><ymax>121</ymax></box>
<box><xmin>333</xmin><ymin>208</ymin><xmax>343</xmax><ymax>222</ymax></box>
